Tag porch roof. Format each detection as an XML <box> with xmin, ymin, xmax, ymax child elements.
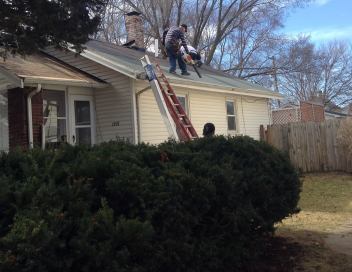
<box><xmin>78</xmin><ymin>40</ymin><xmax>282</xmax><ymax>99</ymax></box>
<box><xmin>0</xmin><ymin>52</ymin><xmax>108</xmax><ymax>89</ymax></box>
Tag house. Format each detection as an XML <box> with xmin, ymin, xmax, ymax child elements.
<box><xmin>325</xmin><ymin>110</ymin><xmax>352</xmax><ymax>120</ymax></box>
<box><xmin>272</xmin><ymin>101</ymin><xmax>325</xmax><ymax>124</ymax></box>
<box><xmin>324</xmin><ymin>103</ymin><xmax>352</xmax><ymax>120</ymax></box>
<box><xmin>0</xmin><ymin>14</ymin><xmax>281</xmax><ymax>152</ymax></box>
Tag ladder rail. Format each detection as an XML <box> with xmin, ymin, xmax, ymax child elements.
<box><xmin>140</xmin><ymin>55</ymin><xmax>179</xmax><ymax>141</ymax></box>
<box><xmin>155</xmin><ymin>64</ymin><xmax>198</xmax><ymax>141</ymax></box>
<box><xmin>158</xmin><ymin>80</ymin><xmax>193</xmax><ymax>141</ymax></box>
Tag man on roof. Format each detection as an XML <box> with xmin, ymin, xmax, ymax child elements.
<box><xmin>164</xmin><ymin>24</ymin><xmax>191</xmax><ymax>76</ymax></box>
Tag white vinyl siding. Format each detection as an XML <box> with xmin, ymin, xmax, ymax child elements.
<box><xmin>136</xmin><ymin>81</ymin><xmax>169</xmax><ymax>144</ymax></box>
<box><xmin>188</xmin><ymin>90</ymin><xmax>228</xmax><ymax>136</ymax></box>
<box><xmin>236</xmin><ymin>96</ymin><xmax>270</xmax><ymax>140</ymax></box>
<box><xmin>0</xmin><ymin>92</ymin><xmax>9</xmax><ymax>151</ymax></box>
<box><xmin>136</xmin><ymin>82</ymin><xmax>270</xmax><ymax>143</ymax></box>
<box><xmin>44</xmin><ymin>48</ymin><xmax>135</xmax><ymax>143</ymax></box>
<box><xmin>94</xmin><ymin>76</ymin><xmax>133</xmax><ymax>143</ymax></box>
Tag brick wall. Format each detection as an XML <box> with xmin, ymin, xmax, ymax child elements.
<box><xmin>300</xmin><ymin>101</ymin><xmax>325</xmax><ymax>122</ymax></box>
<box><xmin>8</xmin><ymin>88</ymin><xmax>27</xmax><ymax>149</ymax></box>
<box><xmin>8</xmin><ymin>88</ymin><xmax>43</xmax><ymax>150</ymax></box>
<box><xmin>32</xmin><ymin>92</ymin><xmax>43</xmax><ymax>147</ymax></box>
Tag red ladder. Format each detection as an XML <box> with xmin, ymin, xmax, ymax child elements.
<box><xmin>155</xmin><ymin>63</ymin><xmax>198</xmax><ymax>141</ymax></box>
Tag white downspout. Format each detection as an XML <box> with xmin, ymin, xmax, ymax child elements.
<box><xmin>27</xmin><ymin>84</ymin><xmax>42</xmax><ymax>149</ymax></box>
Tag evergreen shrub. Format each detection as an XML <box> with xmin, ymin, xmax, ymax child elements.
<box><xmin>0</xmin><ymin>136</ymin><xmax>300</xmax><ymax>271</ymax></box>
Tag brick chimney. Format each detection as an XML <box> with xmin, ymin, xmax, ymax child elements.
<box><xmin>125</xmin><ymin>11</ymin><xmax>144</xmax><ymax>48</ymax></box>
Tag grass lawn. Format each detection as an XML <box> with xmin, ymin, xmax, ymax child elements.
<box><xmin>276</xmin><ymin>173</ymin><xmax>352</xmax><ymax>272</ymax></box>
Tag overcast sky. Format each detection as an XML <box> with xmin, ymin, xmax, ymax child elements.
<box><xmin>281</xmin><ymin>0</ymin><xmax>352</xmax><ymax>44</ymax></box>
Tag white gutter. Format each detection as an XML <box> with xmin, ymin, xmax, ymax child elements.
<box><xmin>27</xmin><ymin>84</ymin><xmax>42</xmax><ymax>149</ymax></box>
<box><xmin>41</xmin><ymin>125</ymin><xmax>45</xmax><ymax>150</ymax></box>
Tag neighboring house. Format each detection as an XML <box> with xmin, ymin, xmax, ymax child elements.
<box><xmin>272</xmin><ymin>101</ymin><xmax>325</xmax><ymax>124</ymax></box>
<box><xmin>325</xmin><ymin>110</ymin><xmax>352</xmax><ymax>120</ymax></box>
<box><xmin>0</xmin><ymin>14</ymin><xmax>281</xmax><ymax>152</ymax></box>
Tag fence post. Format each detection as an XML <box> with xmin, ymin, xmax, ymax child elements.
<box><xmin>259</xmin><ymin>125</ymin><xmax>265</xmax><ymax>141</ymax></box>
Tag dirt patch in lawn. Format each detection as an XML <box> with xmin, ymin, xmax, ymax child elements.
<box><xmin>325</xmin><ymin>220</ymin><xmax>352</xmax><ymax>256</ymax></box>
<box><xmin>273</xmin><ymin>173</ymin><xmax>352</xmax><ymax>271</ymax></box>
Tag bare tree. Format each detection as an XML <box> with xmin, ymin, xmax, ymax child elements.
<box><xmin>94</xmin><ymin>0</ymin><xmax>127</xmax><ymax>44</ymax></box>
<box><xmin>318</xmin><ymin>41</ymin><xmax>352</xmax><ymax>106</ymax></box>
<box><xmin>279</xmin><ymin>40</ymin><xmax>352</xmax><ymax>107</ymax></box>
<box><xmin>96</xmin><ymin>0</ymin><xmax>306</xmax><ymax>59</ymax></box>
<box><xmin>214</xmin><ymin>2</ymin><xmax>285</xmax><ymax>78</ymax></box>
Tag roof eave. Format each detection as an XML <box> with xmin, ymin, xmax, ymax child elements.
<box><xmin>167</xmin><ymin>78</ymin><xmax>283</xmax><ymax>99</ymax></box>
<box><xmin>75</xmin><ymin>48</ymin><xmax>138</xmax><ymax>79</ymax></box>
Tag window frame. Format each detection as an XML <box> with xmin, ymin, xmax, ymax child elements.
<box><xmin>42</xmin><ymin>90</ymin><xmax>68</xmax><ymax>146</ymax></box>
<box><xmin>226</xmin><ymin>99</ymin><xmax>237</xmax><ymax>133</ymax></box>
<box><xmin>176</xmin><ymin>95</ymin><xmax>188</xmax><ymax>114</ymax></box>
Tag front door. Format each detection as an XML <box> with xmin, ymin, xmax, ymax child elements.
<box><xmin>69</xmin><ymin>95</ymin><xmax>95</xmax><ymax>145</ymax></box>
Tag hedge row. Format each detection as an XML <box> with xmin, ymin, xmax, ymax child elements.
<box><xmin>0</xmin><ymin>136</ymin><xmax>300</xmax><ymax>271</ymax></box>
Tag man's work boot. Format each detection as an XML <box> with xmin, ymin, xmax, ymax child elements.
<box><xmin>181</xmin><ymin>71</ymin><xmax>190</xmax><ymax>76</ymax></box>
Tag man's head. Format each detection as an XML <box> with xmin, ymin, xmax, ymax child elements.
<box><xmin>180</xmin><ymin>24</ymin><xmax>187</xmax><ymax>33</ymax></box>
<box><xmin>203</xmin><ymin>123</ymin><xmax>215</xmax><ymax>137</ymax></box>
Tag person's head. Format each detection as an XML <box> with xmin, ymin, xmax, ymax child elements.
<box><xmin>203</xmin><ymin>122</ymin><xmax>215</xmax><ymax>137</ymax></box>
<box><xmin>180</xmin><ymin>24</ymin><xmax>187</xmax><ymax>33</ymax></box>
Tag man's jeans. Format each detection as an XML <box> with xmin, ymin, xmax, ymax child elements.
<box><xmin>166</xmin><ymin>44</ymin><xmax>187</xmax><ymax>73</ymax></box>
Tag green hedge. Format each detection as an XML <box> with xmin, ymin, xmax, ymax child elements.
<box><xmin>0</xmin><ymin>136</ymin><xmax>300</xmax><ymax>271</ymax></box>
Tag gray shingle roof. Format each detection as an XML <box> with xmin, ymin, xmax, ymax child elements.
<box><xmin>83</xmin><ymin>40</ymin><xmax>281</xmax><ymax>98</ymax></box>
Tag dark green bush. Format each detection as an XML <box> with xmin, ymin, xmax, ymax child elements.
<box><xmin>0</xmin><ymin>136</ymin><xmax>300</xmax><ymax>271</ymax></box>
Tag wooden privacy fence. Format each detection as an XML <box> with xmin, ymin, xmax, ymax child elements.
<box><xmin>260</xmin><ymin>119</ymin><xmax>352</xmax><ymax>173</ymax></box>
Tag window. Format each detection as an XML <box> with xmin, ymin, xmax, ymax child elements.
<box><xmin>177</xmin><ymin>95</ymin><xmax>188</xmax><ymax>114</ymax></box>
<box><xmin>226</xmin><ymin>100</ymin><xmax>236</xmax><ymax>131</ymax></box>
<box><xmin>43</xmin><ymin>90</ymin><xmax>67</xmax><ymax>146</ymax></box>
